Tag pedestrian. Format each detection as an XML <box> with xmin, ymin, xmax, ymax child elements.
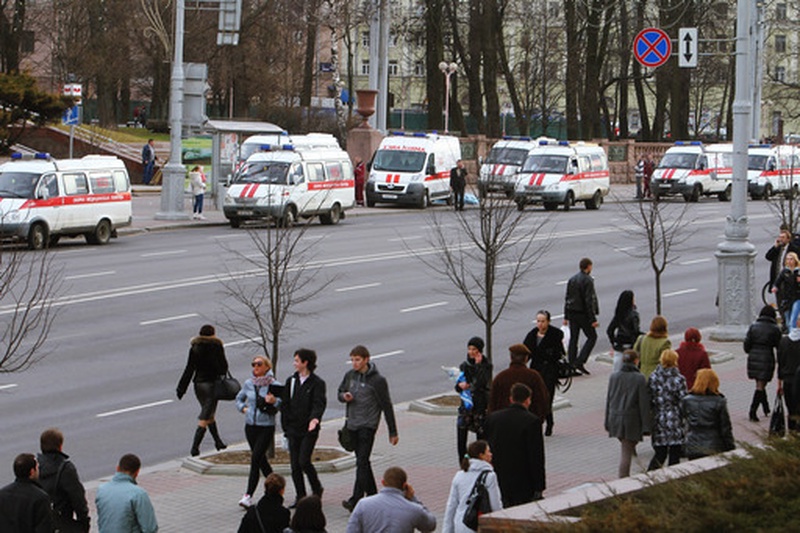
<box><xmin>141</xmin><ymin>139</ymin><xmax>157</xmax><ymax>185</ymax></box>
<box><xmin>488</xmin><ymin>343</ymin><xmax>550</xmax><ymax>422</ymax></box>
<box><xmin>778</xmin><ymin>319</ymin><xmax>800</xmax><ymax>432</ymax></box>
<box><xmin>237</xmin><ymin>473</ymin><xmax>290</xmax><ymax>533</ymax></box>
<box><xmin>455</xmin><ymin>336</ymin><xmax>493</xmax><ymax>462</ymax></box>
<box><xmin>771</xmin><ymin>251</ymin><xmax>800</xmax><ymax>331</ymax></box>
<box><xmin>132</xmin><ymin>106</ymin><xmax>140</xmax><ymax>128</ymax></box>
<box><xmin>634</xmin><ymin>315</ymin><xmax>672</xmax><ymax>379</ymax></box>
<box><xmin>484</xmin><ymin>383</ymin><xmax>546</xmax><ymax>507</ymax></box>
<box><xmin>176</xmin><ymin>324</ymin><xmax>229</xmax><ymax>457</ymax></box>
<box><xmin>346</xmin><ymin>466</ymin><xmax>436</xmax><ymax>533</ymax></box>
<box><xmin>338</xmin><ymin>345</ymin><xmax>399</xmax><ymax>513</ymax></box>
<box><xmin>354</xmin><ymin>156</ymin><xmax>366</xmax><ymax>206</ymax></box>
<box><xmin>646</xmin><ymin>350</ymin><xmax>686</xmax><ymax>470</ymax></box>
<box><xmin>676</xmin><ymin>327</ymin><xmax>711</xmax><ymax>390</ymax></box>
<box><xmin>634</xmin><ymin>156</ymin><xmax>645</xmax><ymax>199</ymax></box>
<box><xmin>563</xmin><ymin>257</ymin><xmax>599</xmax><ymax>375</ymax></box>
<box><xmin>442</xmin><ymin>440</ymin><xmax>502</xmax><ymax>533</ymax></box>
<box><xmin>606</xmin><ymin>290</ymin><xmax>641</xmax><ymax>373</ymax></box>
<box><xmin>235</xmin><ymin>354</ymin><xmax>280</xmax><ymax>508</ymax></box>
<box><xmin>139</xmin><ymin>106</ymin><xmax>148</xmax><ymax>128</ymax></box>
<box><xmin>37</xmin><ymin>428</ymin><xmax>90</xmax><ymax>533</ymax></box>
<box><xmin>95</xmin><ymin>454</ymin><xmax>158</xmax><ymax>533</ymax></box>
<box><xmin>604</xmin><ymin>350</ymin><xmax>651</xmax><ymax>478</ymax></box>
<box><xmin>280</xmin><ymin>348</ymin><xmax>326</xmax><ymax>506</ymax></box>
<box><xmin>643</xmin><ymin>153</ymin><xmax>655</xmax><ymax>198</ymax></box>
<box><xmin>285</xmin><ymin>494</ymin><xmax>327</xmax><ymax>533</ymax></box>
<box><xmin>766</xmin><ymin>228</ymin><xmax>800</xmax><ymax>292</ymax></box>
<box><xmin>0</xmin><ymin>453</ymin><xmax>55</xmax><ymax>533</ymax></box>
<box><xmin>681</xmin><ymin>369</ymin><xmax>735</xmax><ymax>459</ymax></box>
<box><xmin>450</xmin><ymin>159</ymin><xmax>467</xmax><ymax>211</ymax></box>
<box><xmin>744</xmin><ymin>305</ymin><xmax>782</xmax><ymax>422</ymax></box>
<box><xmin>523</xmin><ymin>310</ymin><xmax>565</xmax><ymax>436</ymax></box>
<box><xmin>189</xmin><ymin>165</ymin><xmax>207</xmax><ymax>220</ymax></box>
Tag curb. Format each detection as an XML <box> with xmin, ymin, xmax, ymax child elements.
<box><xmin>181</xmin><ymin>445</ymin><xmax>356</xmax><ymax>476</ymax></box>
<box><xmin>408</xmin><ymin>391</ymin><xmax>572</xmax><ymax>415</ymax></box>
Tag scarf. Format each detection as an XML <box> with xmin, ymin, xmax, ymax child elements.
<box><xmin>252</xmin><ymin>372</ymin><xmax>274</xmax><ymax>388</ymax></box>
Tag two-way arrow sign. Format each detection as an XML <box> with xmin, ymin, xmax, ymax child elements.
<box><xmin>679</xmin><ymin>27</ymin><xmax>698</xmax><ymax>68</ymax></box>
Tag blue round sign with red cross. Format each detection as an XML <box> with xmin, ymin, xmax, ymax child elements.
<box><xmin>633</xmin><ymin>28</ymin><xmax>672</xmax><ymax>68</ymax></box>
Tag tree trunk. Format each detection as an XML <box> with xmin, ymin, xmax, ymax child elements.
<box><xmin>425</xmin><ymin>0</ymin><xmax>445</xmax><ymax>131</ymax></box>
<box><xmin>483</xmin><ymin>0</ymin><xmax>501</xmax><ymax>138</ymax></box>
<box><xmin>564</xmin><ymin>0</ymin><xmax>580</xmax><ymax>139</ymax></box>
<box><xmin>633</xmin><ymin>0</ymin><xmax>651</xmax><ymax>139</ymax></box>
<box><xmin>300</xmin><ymin>1</ymin><xmax>319</xmax><ymax>107</ymax></box>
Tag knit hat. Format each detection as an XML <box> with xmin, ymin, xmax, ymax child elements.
<box><xmin>759</xmin><ymin>305</ymin><xmax>776</xmax><ymax>319</ymax></box>
<box><xmin>509</xmin><ymin>343</ymin><xmax>531</xmax><ymax>357</ymax></box>
<box><xmin>468</xmin><ymin>336</ymin><xmax>484</xmax><ymax>353</ymax></box>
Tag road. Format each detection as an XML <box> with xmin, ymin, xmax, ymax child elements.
<box><xmin>0</xmin><ymin>195</ymin><xmax>779</xmax><ymax>482</ymax></box>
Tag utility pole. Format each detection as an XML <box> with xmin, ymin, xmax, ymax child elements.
<box><xmin>368</xmin><ymin>0</ymin><xmax>389</xmax><ymax>131</ymax></box>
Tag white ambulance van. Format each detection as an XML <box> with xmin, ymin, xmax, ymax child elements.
<box><xmin>748</xmin><ymin>144</ymin><xmax>800</xmax><ymax>200</ymax></box>
<box><xmin>234</xmin><ymin>132</ymin><xmax>339</xmax><ymax>175</ymax></box>
<box><xmin>366</xmin><ymin>132</ymin><xmax>461</xmax><ymax>208</ymax></box>
<box><xmin>513</xmin><ymin>140</ymin><xmax>610</xmax><ymax>211</ymax></box>
<box><xmin>0</xmin><ymin>153</ymin><xmax>131</xmax><ymax>249</ymax></box>
<box><xmin>223</xmin><ymin>141</ymin><xmax>355</xmax><ymax>228</ymax></box>
<box><xmin>650</xmin><ymin>141</ymin><xmax>733</xmax><ymax>202</ymax></box>
<box><xmin>478</xmin><ymin>137</ymin><xmax>551</xmax><ymax>198</ymax></box>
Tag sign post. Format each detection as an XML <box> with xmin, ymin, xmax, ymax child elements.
<box><xmin>62</xmin><ymin>84</ymin><xmax>82</xmax><ymax>158</ymax></box>
<box><xmin>633</xmin><ymin>28</ymin><xmax>672</xmax><ymax>68</ymax></box>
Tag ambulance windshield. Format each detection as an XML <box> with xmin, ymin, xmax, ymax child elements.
<box><xmin>521</xmin><ymin>154</ymin><xmax>568</xmax><ymax>173</ymax></box>
<box><xmin>372</xmin><ymin>150</ymin><xmax>426</xmax><ymax>172</ymax></box>
<box><xmin>658</xmin><ymin>153</ymin><xmax>697</xmax><ymax>169</ymax></box>
<box><xmin>748</xmin><ymin>155</ymin><xmax>768</xmax><ymax>171</ymax></box>
<box><xmin>485</xmin><ymin>147</ymin><xmax>528</xmax><ymax>166</ymax></box>
<box><xmin>234</xmin><ymin>162</ymin><xmax>291</xmax><ymax>184</ymax></box>
<box><xmin>0</xmin><ymin>171</ymin><xmax>40</xmax><ymax>198</ymax></box>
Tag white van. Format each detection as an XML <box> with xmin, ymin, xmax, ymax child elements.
<box><xmin>478</xmin><ymin>137</ymin><xmax>552</xmax><ymax>198</ymax></box>
<box><xmin>513</xmin><ymin>140</ymin><xmax>610</xmax><ymax>211</ymax></box>
<box><xmin>651</xmin><ymin>141</ymin><xmax>733</xmax><ymax>202</ymax></box>
<box><xmin>0</xmin><ymin>153</ymin><xmax>132</xmax><ymax>249</ymax></box>
<box><xmin>366</xmin><ymin>132</ymin><xmax>461</xmax><ymax>208</ymax></box>
<box><xmin>748</xmin><ymin>144</ymin><xmax>800</xmax><ymax>200</ymax></box>
<box><xmin>234</xmin><ymin>132</ymin><xmax>339</xmax><ymax>175</ymax></box>
<box><xmin>223</xmin><ymin>143</ymin><xmax>355</xmax><ymax>228</ymax></box>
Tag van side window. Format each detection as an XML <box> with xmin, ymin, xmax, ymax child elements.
<box><xmin>290</xmin><ymin>164</ymin><xmax>304</xmax><ymax>185</ymax></box>
<box><xmin>63</xmin><ymin>173</ymin><xmax>89</xmax><ymax>195</ymax></box>
<box><xmin>342</xmin><ymin>160</ymin><xmax>353</xmax><ymax>181</ymax></box>
<box><xmin>39</xmin><ymin>174</ymin><xmax>59</xmax><ymax>198</ymax></box>
<box><xmin>590</xmin><ymin>154</ymin><xmax>604</xmax><ymax>171</ymax></box>
<box><xmin>326</xmin><ymin>162</ymin><xmax>343</xmax><ymax>181</ymax></box>
<box><xmin>89</xmin><ymin>172</ymin><xmax>115</xmax><ymax>194</ymax></box>
<box><xmin>307</xmin><ymin>163</ymin><xmax>325</xmax><ymax>182</ymax></box>
<box><xmin>578</xmin><ymin>156</ymin><xmax>591</xmax><ymax>173</ymax></box>
<box><xmin>113</xmin><ymin>170</ymin><xmax>130</xmax><ymax>192</ymax></box>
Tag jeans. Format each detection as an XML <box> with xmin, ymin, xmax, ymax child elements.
<box><xmin>647</xmin><ymin>444</ymin><xmax>682</xmax><ymax>470</ymax></box>
<box><xmin>347</xmin><ymin>427</ymin><xmax>377</xmax><ymax>505</ymax></box>
<box><xmin>245</xmin><ymin>424</ymin><xmax>274</xmax><ymax>496</ymax></box>
<box><xmin>568</xmin><ymin>312</ymin><xmax>597</xmax><ymax>366</ymax></box>
<box><xmin>789</xmin><ymin>300</ymin><xmax>800</xmax><ymax>332</ymax></box>
<box><xmin>453</xmin><ymin>187</ymin><xmax>465</xmax><ymax>211</ymax></box>
<box><xmin>143</xmin><ymin>161</ymin><xmax>154</xmax><ymax>184</ymax></box>
<box><xmin>193</xmin><ymin>193</ymin><xmax>204</xmax><ymax>214</ymax></box>
<box><xmin>287</xmin><ymin>430</ymin><xmax>322</xmax><ymax>499</ymax></box>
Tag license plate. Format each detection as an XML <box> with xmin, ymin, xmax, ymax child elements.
<box><xmin>237</xmin><ymin>210</ymin><xmax>254</xmax><ymax>215</ymax></box>
<box><xmin>382</xmin><ymin>194</ymin><xmax>398</xmax><ymax>199</ymax></box>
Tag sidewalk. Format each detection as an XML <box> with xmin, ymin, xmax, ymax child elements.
<box><xmin>81</xmin><ymin>336</ymin><xmax>768</xmax><ymax>532</ymax></box>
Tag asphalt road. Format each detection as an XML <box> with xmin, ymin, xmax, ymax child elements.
<box><xmin>0</xmin><ymin>195</ymin><xmax>780</xmax><ymax>482</ymax></box>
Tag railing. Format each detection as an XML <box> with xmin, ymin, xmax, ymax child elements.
<box><xmin>47</xmin><ymin>125</ymin><xmax>141</xmax><ymax>161</ymax></box>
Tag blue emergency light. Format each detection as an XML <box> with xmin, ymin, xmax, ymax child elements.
<box><xmin>389</xmin><ymin>131</ymin><xmax>406</xmax><ymax>136</ymax></box>
<box><xmin>412</xmin><ymin>132</ymin><xmax>428</xmax><ymax>138</ymax></box>
<box><xmin>558</xmin><ymin>140</ymin><xmax>570</xmax><ymax>146</ymax></box>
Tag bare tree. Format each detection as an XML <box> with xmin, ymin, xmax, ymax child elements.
<box><xmin>0</xmin><ymin>247</ymin><xmax>62</xmax><ymax>373</ymax></box>
<box><xmin>615</xmin><ymin>197</ymin><xmax>694</xmax><ymax>314</ymax></box>
<box><xmin>415</xmin><ymin>193</ymin><xmax>552</xmax><ymax>360</ymax></box>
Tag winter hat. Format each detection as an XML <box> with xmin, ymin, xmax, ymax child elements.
<box><xmin>468</xmin><ymin>336</ymin><xmax>484</xmax><ymax>353</ymax></box>
<box><xmin>684</xmin><ymin>327</ymin><xmax>702</xmax><ymax>343</ymax></box>
<box><xmin>508</xmin><ymin>343</ymin><xmax>531</xmax><ymax>357</ymax></box>
<box><xmin>759</xmin><ymin>305</ymin><xmax>777</xmax><ymax>320</ymax></box>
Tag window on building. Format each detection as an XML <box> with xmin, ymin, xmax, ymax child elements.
<box><xmin>775</xmin><ymin>35</ymin><xmax>787</xmax><ymax>54</ymax></box>
<box><xmin>362</xmin><ymin>32</ymin><xmax>370</xmax><ymax>48</ymax></box>
<box><xmin>414</xmin><ymin>61</ymin><xmax>425</xmax><ymax>77</ymax></box>
<box><xmin>775</xmin><ymin>66</ymin><xmax>786</xmax><ymax>82</ymax></box>
<box><xmin>776</xmin><ymin>3</ymin><xmax>787</xmax><ymax>20</ymax></box>
<box><xmin>361</xmin><ymin>60</ymin><xmax>370</xmax><ymax>76</ymax></box>
<box><xmin>388</xmin><ymin>60</ymin><xmax>399</xmax><ymax>76</ymax></box>
<box><xmin>389</xmin><ymin>33</ymin><xmax>398</xmax><ymax>47</ymax></box>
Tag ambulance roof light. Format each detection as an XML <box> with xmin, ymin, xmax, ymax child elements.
<box><xmin>690</xmin><ymin>141</ymin><xmax>702</xmax><ymax>146</ymax></box>
<box><xmin>10</xmin><ymin>152</ymin><xmax>50</xmax><ymax>160</ymax></box>
<box><xmin>259</xmin><ymin>144</ymin><xmax>272</xmax><ymax>151</ymax></box>
<box><xmin>749</xmin><ymin>144</ymin><xmax>772</xmax><ymax>148</ymax></box>
<box><xmin>674</xmin><ymin>141</ymin><xmax>685</xmax><ymax>146</ymax></box>
<box><xmin>389</xmin><ymin>131</ymin><xmax>405</xmax><ymax>136</ymax></box>
<box><xmin>412</xmin><ymin>132</ymin><xmax>427</xmax><ymax>138</ymax></box>
<box><xmin>281</xmin><ymin>144</ymin><xmax>295</xmax><ymax>151</ymax></box>
<box><xmin>558</xmin><ymin>140</ymin><xmax>570</xmax><ymax>146</ymax></box>
<box><xmin>538</xmin><ymin>140</ymin><xmax>550</xmax><ymax>145</ymax></box>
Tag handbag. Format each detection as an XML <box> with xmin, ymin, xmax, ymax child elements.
<box><xmin>214</xmin><ymin>371</ymin><xmax>241</xmax><ymax>401</ymax></box>
<box><xmin>254</xmin><ymin>386</ymin><xmax>277</xmax><ymax>414</ymax></box>
<box><xmin>338</xmin><ymin>422</ymin><xmax>355</xmax><ymax>452</ymax></box>
<box><xmin>770</xmin><ymin>391</ymin><xmax>786</xmax><ymax>437</ymax></box>
<box><xmin>463</xmin><ymin>470</ymin><xmax>491</xmax><ymax>531</ymax></box>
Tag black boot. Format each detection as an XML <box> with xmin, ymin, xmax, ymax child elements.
<box><xmin>545</xmin><ymin>414</ymin><xmax>554</xmax><ymax>437</ymax></box>
<box><xmin>208</xmin><ymin>422</ymin><xmax>227</xmax><ymax>451</ymax></box>
<box><xmin>191</xmin><ymin>426</ymin><xmax>206</xmax><ymax>456</ymax></box>
<box><xmin>749</xmin><ymin>390</ymin><xmax>760</xmax><ymax>422</ymax></box>
<box><xmin>760</xmin><ymin>390</ymin><xmax>771</xmax><ymax>417</ymax></box>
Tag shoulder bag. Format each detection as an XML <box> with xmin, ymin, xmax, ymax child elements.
<box><xmin>338</xmin><ymin>419</ymin><xmax>355</xmax><ymax>452</ymax></box>
<box><xmin>214</xmin><ymin>371</ymin><xmax>241</xmax><ymax>401</ymax></box>
<box><xmin>462</xmin><ymin>470</ymin><xmax>492</xmax><ymax>531</ymax></box>
<box><xmin>770</xmin><ymin>391</ymin><xmax>786</xmax><ymax>437</ymax></box>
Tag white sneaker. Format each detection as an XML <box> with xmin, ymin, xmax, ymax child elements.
<box><xmin>192</xmin><ymin>213</ymin><xmax>199</xmax><ymax>219</ymax></box>
<box><xmin>197</xmin><ymin>214</ymin><xmax>206</xmax><ymax>220</ymax></box>
<box><xmin>238</xmin><ymin>494</ymin><xmax>252</xmax><ymax>508</ymax></box>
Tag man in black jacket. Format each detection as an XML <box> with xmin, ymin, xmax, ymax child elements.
<box><xmin>37</xmin><ymin>428</ymin><xmax>90</xmax><ymax>532</ymax></box>
<box><xmin>564</xmin><ymin>257</ymin><xmax>599</xmax><ymax>375</ymax></box>
<box><xmin>0</xmin><ymin>453</ymin><xmax>55</xmax><ymax>533</ymax></box>
<box><xmin>450</xmin><ymin>160</ymin><xmax>467</xmax><ymax>211</ymax></box>
<box><xmin>766</xmin><ymin>228</ymin><xmax>800</xmax><ymax>290</ymax></box>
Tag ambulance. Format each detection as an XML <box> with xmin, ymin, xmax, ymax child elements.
<box><xmin>650</xmin><ymin>141</ymin><xmax>733</xmax><ymax>202</ymax></box>
<box><xmin>223</xmin><ymin>141</ymin><xmax>355</xmax><ymax>228</ymax></box>
<box><xmin>233</xmin><ymin>132</ymin><xmax>339</xmax><ymax>176</ymax></box>
<box><xmin>365</xmin><ymin>132</ymin><xmax>461</xmax><ymax>208</ymax></box>
<box><xmin>513</xmin><ymin>140</ymin><xmax>610</xmax><ymax>211</ymax></box>
<box><xmin>0</xmin><ymin>153</ymin><xmax>132</xmax><ymax>249</ymax></box>
<box><xmin>478</xmin><ymin>137</ymin><xmax>552</xmax><ymax>198</ymax></box>
<box><xmin>748</xmin><ymin>144</ymin><xmax>800</xmax><ymax>200</ymax></box>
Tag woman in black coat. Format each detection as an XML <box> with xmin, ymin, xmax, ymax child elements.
<box><xmin>281</xmin><ymin>348</ymin><xmax>327</xmax><ymax>506</ymax></box>
<box><xmin>606</xmin><ymin>290</ymin><xmax>641</xmax><ymax>373</ymax></box>
<box><xmin>681</xmin><ymin>369</ymin><xmax>735</xmax><ymax>459</ymax></box>
<box><xmin>176</xmin><ymin>324</ymin><xmax>229</xmax><ymax>456</ymax></box>
<box><xmin>524</xmin><ymin>310</ymin><xmax>564</xmax><ymax>436</ymax></box>
<box><xmin>238</xmin><ymin>473</ymin><xmax>290</xmax><ymax>533</ymax></box>
<box><xmin>743</xmin><ymin>305</ymin><xmax>783</xmax><ymax>421</ymax></box>
<box><xmin>455</xmin><ymin>337</ymin><xmax>493</xmax><ymax>463</ymax></box>
<box><xmin>778</xmin><ymin>329</ymin><xmax>800</xmax><ymax>432</ymax></box>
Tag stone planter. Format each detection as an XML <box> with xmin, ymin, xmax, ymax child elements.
<box><xmin>355</xmin><ymin>89</ymin><xmax>378</xmax><ymax>127</ymax></box>
<box><xmin>182</xmin><ymin>445</ymin><xmax>356</xmax><ymax>476</ymax></box>
<box><xmin>409</xmin><ymin>391</ymin><xmax>572</xmax><ymax>415</ymax></box>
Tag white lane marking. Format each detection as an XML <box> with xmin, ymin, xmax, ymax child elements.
<box><xmin>679</xmin><ymin>258</ymin><xmax>712</xmax><ymax>266</ymax></box>
<box><xmin>227</xmin><ymin>337</ymin><xmax>261</xmax><ymax>347</ymax></box>
<box><xmin>615</xmin><ymin>246</ymin><xmax>634</xmax><ymax>252</ymax></box>
<box><xmin>663</xmin><ymin>288</ymin><xmax>699</xmax><ymax>298</ymax></box>
<box><xmin>301</xmin><ymin>235</ymin><xmax>325</xmax><ymax>242</ymax></box>
<box><xmin>400</xmin><ymin>301</ymin><xmax>448</xmax><ymax>313</ymax></box>
<box><xmin>556</xmin><ymin>280</ymin><xmax>568</xmax><ymax>286</ymax></box>
<box><xmin>344</xmin><ymin>350</ymin><xmax>404</xmax><ymax>364</ymax></box>
<box><xmin>551</xmin><ymin>314</ymin><xmax>564</xmax><ymax>321</ymax></box>
<box><xmin>0</xmin><ymin>384</ymin><xmax>18</xmax><ymax>391</ymax></box>
<box><xmin>57</xmin><ymin>248</ymin><xmax>96</xmax><ymax>255</ymax></box>
<box><xmin>140</xmin><ymin>250</ymin><xmax>188</xmax><ymax>258</ymax></box>
<box><xmin>97</xmin><ymin>399</ymin><xmax>173</xmax><ymax>418</ymax></box>
<box><xmin>65</xmin><ymin>271</ymin><xmax>116</xmax><ymax>281</ymax></box>
<box><xmin>389</xmin><ymin>235</ymin><xmax>423</xmax><ymax>242</ymax></box>
<box><xmin>336</xmin><ymin>282</ymin><xmax>382</xmax><ymax>292</ymax></box>
<box><xmin>140</xmin><ymin>313</ymin><xmax>199</xmax><ymax>326</ymax></box>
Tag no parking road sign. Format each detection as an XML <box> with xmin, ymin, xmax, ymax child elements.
<box><xmin>633</xmin><ymin>28</ymin><xmax>672</xmax><ymax>68</ymax></box>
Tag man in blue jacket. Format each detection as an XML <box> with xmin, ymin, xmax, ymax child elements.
<box><xmin>95</xmin><ymin>454</ymin><xmax>158</xmax><ymax>533</ymax></box>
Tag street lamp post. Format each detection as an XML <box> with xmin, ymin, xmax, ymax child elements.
<box><xmin>438</xmin><ymin>61</ymin><xmax>457</xmax><ymax>134</ymax></box>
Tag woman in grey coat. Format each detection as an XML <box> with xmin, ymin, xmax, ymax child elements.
<box><xmin>605</xmin><ymin>350</ymin><xmax>651</xmax><ymax>478</ymax></box>
<box><xmin>442</xmin><ymin>440</ymin><xmax>503</xmax><ymax>533</ymax></box>
<box><xmin>647</xmin><ymin>350</ymin><xmax>686</xmax><ymax>470</ymax></box>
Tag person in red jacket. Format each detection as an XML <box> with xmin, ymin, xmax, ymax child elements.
<box><xmin>676</xmin><ymin>327</ymin><xmax>711</xmax><ymax>390</ymax></box>
<box><xmin>488</xmin><ymin>343</ymin><xmax>550</xmax><ymax>421</ymax></box>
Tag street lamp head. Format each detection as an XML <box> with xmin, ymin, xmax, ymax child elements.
<box><xmin>439</xmin><ymin>61</ymin><xmax>448</xmax><ymax>73</ymax></box>
<box><xmin>449</xmin><ymin>62</ymin><xmax>458</xmax><ymax>73</ymax></box>
<box><xmin>439</xmin><ymin>61</ymin><xmax>458</xmax><ymax>74</ymax></box>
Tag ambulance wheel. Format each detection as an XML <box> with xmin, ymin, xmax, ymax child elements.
<box><xmin>763</xmin><ymin>184</ymin><xmax>772</xmax><ymax>199</ymax></box>
<box><xmin>27</xmin><ymin>223</ymin><xmax>48</xmax><ymax>250</ymax></box>
<box><xmin>417</xmin><ymin>191</ymin><xmax>429</xmax><ymax>209</ymax></box>
<box><xmin>366</xmin><ymin>196</ymin><xmax>375</xmax><ymax>207</ymax></box>
<box><xmin>516</xmin><ymin>199</ymin><xmax>526</xmax><ymax>211</ymax></box>
<box><xmin>87</xmin><ymin>219</ymin><xmax>111</xmax><ymax>245</ymax></box>
<box><xmin>718</xmin><ymin>184</ymin><xmax>732</xmax><ymax>202</ymax></box>
<box><xmin>229</xmin><ymin>218</ymin><xmax>241</xmax><ymax>229</ymax></box>
<box><xmin>686</xmin><ymin>185</ymin><xmax>701</xmax><ymax>203</ymax></box>
<box><xmin>320</xmin><ymin>204</ymin><xmax>341</xmax><ymax>225</ymax></box>
<box><xmin>446</xmin><ymin>193</ymin><xmax>453</xmax><ymax>206</ymax></box>
<box><xmin>278</xmin><ymin>207</ymin><xmax>296</xmax><ymax>228</ymax></box>
<box><xmin>585</xmin><ymin>191</ymin><xmax>602</xmax><ymax>210</ymax></box>
<box><xmin>563</xmin><ymin>191</ymin><xmax>574</xmax><ymax>211</ymax></box>
<box><xmin>543</xmin><ymin>202</ymin><xmax>558</xmax><ymax>211</ymax></box>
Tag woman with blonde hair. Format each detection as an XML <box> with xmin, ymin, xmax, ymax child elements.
<box><xmin>772</xmin><ymin>251</ymin><xmax>800</xmax><ymax>331</ymax></box>
<box><xmin>681</xmin><ymin>369</ymin><xmax>735</xmax><ymax>459</ymax></box>
<box><xmin>634</xmin><ymin>315</ymin><xmax>671</xmax><ymax>378</ymax></box>
<box><xmin>647</xmin><ymin>349</ymin><xmax>686</xmax><ymax>470</ymax></box>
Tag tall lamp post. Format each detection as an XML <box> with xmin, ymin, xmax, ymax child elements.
<box><xmin>438</xmin><ymin>61</ymin><xmax>457</xmax><ymax>134</ymax></box>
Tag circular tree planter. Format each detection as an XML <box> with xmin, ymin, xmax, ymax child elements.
<box><xmin>182</xmin><ymin>446</ymin><xmax>355</xmax><ymax>476</ymax></box>
<box><xmin>410</xmin><ymin>392</ymin><xmax>572</xmax><ymax>415</ymax></box>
